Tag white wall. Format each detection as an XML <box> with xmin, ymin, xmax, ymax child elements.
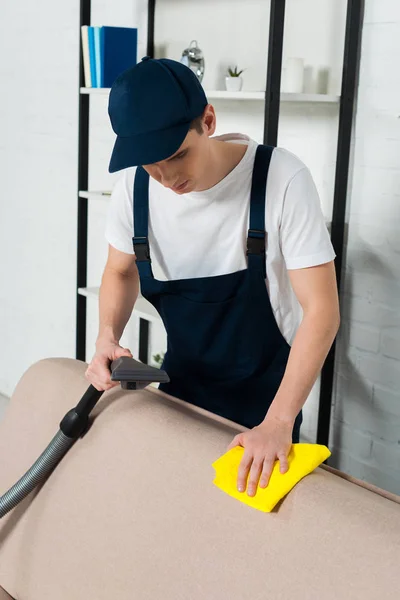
<box><xmin>2</xmin><ymin>0</ymin><xmax>398</xmax><ymax>495</ymax></box>
<box><xmin>0</xmin><ymin>0</ymin><xmax>346</xmax><ymax>435</ymax></box>
<box><xmin>330</xmin><ymin>1</ymin><xmax>400</xmax><ymax>495</ymax></box>
<box><xmin>0</xmin><ymin>1</ymin><xmax>80</xmax><ymax>396</ymax></box>
<box><xmin>147</xmin><ymin>0</ymin><xmax>347</xmax><ymax>441</ymax></box>
<box><xmin>0</xmin><ymin>0</ymin><xmax>149</xmax><ymax>397</ymax></box>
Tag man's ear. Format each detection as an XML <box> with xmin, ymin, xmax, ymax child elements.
<box><xmin>202</xmin><ymin>104</ymin><xmax>217</xmax><ymax>137</ymax></box>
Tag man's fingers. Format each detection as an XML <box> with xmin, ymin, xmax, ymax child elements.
<box><xmin>259</xmin><ymin>457</ymin><xmax>276</xmax><ymax>489</ymax></box>
<box><xmin>278</xmin><ymin>453</ymin><xmax>289</xmax><ymax>474</ymax></box>
<box><xmin>237</xmin><ymin>452</ymin><xmax>253</xmax><ymax>493</ymax></box>
<box><xmin>246</xmin><ymin>458</ymin><xmax>264</xmax><ymax>497</ymax></box>
<box><xmin>227</xmin><ymin>434</ymin><xmax>243</xmax><ymax>451</ymax></box>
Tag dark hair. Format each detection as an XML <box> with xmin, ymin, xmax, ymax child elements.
<box><xmin>189</xmin><ymin>115</ymin><xmax>204</xmax><ymax>135</ymax></box>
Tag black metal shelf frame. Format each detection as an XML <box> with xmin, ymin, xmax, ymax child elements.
<box><xmin>76</xmin><ymin>1</ymin><xmax>155</xmax><ymax>365</ymax></box>
<box><xmin>76</xmin><ymin>0</ymin><xmax>364</xmax><ymax>447</ymax></box>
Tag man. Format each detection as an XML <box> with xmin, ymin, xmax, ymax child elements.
<box><xmin>86</xmin><ymin>57</ymin><xmax>340</xmax><ymax>498</ymax></box>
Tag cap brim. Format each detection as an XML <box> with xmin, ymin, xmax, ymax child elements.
<box><xmin>108</xmin><ymin>120</ymin><xmax>192</xmax><ymax>172</ymax></box>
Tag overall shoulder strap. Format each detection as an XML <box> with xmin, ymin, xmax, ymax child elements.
<box><xmin>247</xmin><ymin>144</ymin><xmax>274</xmax><ymax>276</ymax></box>
<box><xmin>132</xmin><ymin>166</ymin><xmax>153</xmax><ymax>278</ymax></box>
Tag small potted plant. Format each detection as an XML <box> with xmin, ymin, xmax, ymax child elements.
<box><xmin>152</xmin><ymin>352</ymin><xmax>165</xmax><ymax>368</ymax></box>
<box><xmin>225</xmin><ymin>66</ymin><xmax>244</xmax><ymax>92</ymax></box>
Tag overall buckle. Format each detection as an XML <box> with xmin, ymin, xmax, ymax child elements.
<box><xmin>132</xmin><ymin>237</ymin><xmax>151</xmax><ymax>261</ymax></box>
<box><xmin>246</xmin><ymin>229</ymin><xmax>265</xmax><ymax>256</ymax></box>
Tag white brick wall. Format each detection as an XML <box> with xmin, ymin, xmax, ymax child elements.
<box><xmin>331</xmin><ymin>1</ymin><xmax>400</xmax><ymax>495</ymax></box>
<box><xmin>0</xmin><ymin>0</ymin><xmax>346</xmax><ymax>420</ymax></box>
<box><xmin>0</xmin><ymin>0</ymin><xmax>149</xmax><ymax>396</ymax></box>
<box><xmin>0</xmin><ymin>0</ymin><xmax>398</xmax><ymax>495</ymax></box>
<box><xmin>0</xmin><ymin>0</ymin><xmax>80</xmax><ymax>396</ymax></box>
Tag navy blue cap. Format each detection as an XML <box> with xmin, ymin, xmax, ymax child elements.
<box><xmin>108</xmin><ymin>57</ymin><xmax>208</xmax><ymax>172</ymax></box>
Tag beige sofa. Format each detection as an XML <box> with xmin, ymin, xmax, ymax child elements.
<box><xmin>0</xmin><ymin>358</ymin><xmax>399</xmax><ymax>600</ymax></box>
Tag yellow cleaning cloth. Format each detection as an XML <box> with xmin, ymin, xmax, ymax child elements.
<box><xmin>212</xmin><ymin>443</ymin><xmax>331</xmax><ymax>512</ymax></box>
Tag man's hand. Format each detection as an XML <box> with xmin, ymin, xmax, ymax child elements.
<box><xmin>227</xmin><ymin>416</ymin><xmax>293</xmax><ymax>497</ymax></box>
<box><xmin>85</xmin><ymin>338</ymin><xmax>133</xmax><ymax>391</ymax></box>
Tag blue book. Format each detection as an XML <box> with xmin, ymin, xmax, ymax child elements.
<box><xmin>100</xmin><ymin>26</ymin><xmax>137</xmax><ymax>88</ymax></box>
<box><xmin>94</xmin><ymin>27</ymin><xmax>102</xmax><ymax>89</ymax></box>
<box><xmin>87</xmin><ymin>26</ymin><xmax>97</xmax><ymax>87</ymax></box>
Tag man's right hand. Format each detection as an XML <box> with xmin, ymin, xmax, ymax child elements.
<box><xmin>85</xmin><ymin>339</ymin><xmax>133</xmax><ymax>391</ymax></box>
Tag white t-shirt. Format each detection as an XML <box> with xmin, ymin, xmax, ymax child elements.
<box><xmin>105</xmin><ymin>133</ymin><xmax>336</xmax><ymax>345</ymax></box>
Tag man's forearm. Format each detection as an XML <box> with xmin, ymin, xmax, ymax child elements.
<box><xmin>265</xmin><ymin>309</ymin><xmax>340</xmax><ymax>424</ymax></box>
<box><xmin>97</xmin><ymin>266</ymin><xmax>139</xmax><ymax>345</ymax></box>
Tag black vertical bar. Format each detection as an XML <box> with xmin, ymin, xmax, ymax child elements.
<box><xmin>139</xmin><ymin>319</ymin><xmax>150</xmax><ymax>364</ymax></box>
<box><xmin>76</xmin><ymin>0</ymin><xmax>91</xmax><ymax>360</ymax></box>
<box><xmin>147</xmin><ymin>0</ymin><xmax>156</xmax><ymax>57</ymax></box>
<box><xmin>263</xmin><ymin>0</ymin><xmax>286</xmax><ymax>146</ymax></box>
<box><xmin>317</xmin><ymin>0</ymin><xmax>365</xmax><ymax>446</ymax></box>
<box><xmin>140</xmin><ymin>0</ymin><xmax>155</xmax><ymax>364</ymax></box>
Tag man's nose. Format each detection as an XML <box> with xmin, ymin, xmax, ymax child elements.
<box><xmin>158</xmin><ymin>167</ymin><xmax>178</xmax><ymax>188</ymax></box>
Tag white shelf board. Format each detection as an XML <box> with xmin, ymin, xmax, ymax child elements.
<box><xmin>207</xmin><ymin>91</ymin><xmax>339</xmax><ymax>103</ymax></box>
<box><xmin>80</xmin><ymin>87</ymin><xmax>339</xmax><ymax>104</ymax></box>
<box><xmin>78</xmin><ymin>287</ymin><xmax>161</xmax><ymax>323</ymax></box>
<box><xmin>79</xmin><ymin>190</ymin><xmax>111</xmax><ymax>199</ymax></box>
<box><xmin>80</xmin><ymin>87</ymin><xmax>110</xmax><ymax>95</ymax></box>
<box><xmin>280</xmin><ymin>93</ymin><xmax>339</xmax><ymax>103</ymax></box>
<box><xmin>207</xmin><ymin>90</ymin><xmax>264</xmax><ymax>100</ymax></box>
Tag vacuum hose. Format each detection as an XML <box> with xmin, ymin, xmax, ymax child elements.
<box><xmin>0</xmin><ymin>357</ymin><xmax>169</xmax><ymax>519</ymax></box>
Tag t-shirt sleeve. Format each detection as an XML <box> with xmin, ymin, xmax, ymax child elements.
<box><xmin>104</xmin><ymin>168</ymin><xmax>136</xmax><ymax>255</ymax></box>
<box><xmin>280</xmin><ymin>167</ymin><xmax>336</xmax><ymax>270</ymax></box>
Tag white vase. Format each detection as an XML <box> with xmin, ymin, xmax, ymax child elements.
<box><xmin>225</xmin><ymin>76</ymin><xmax>243</xmax><ymax>92</ymax></box>
<box><xmin>281</xmin><ymin>57</ymin><xmax>304</xmax><ymax>93</ymax></box>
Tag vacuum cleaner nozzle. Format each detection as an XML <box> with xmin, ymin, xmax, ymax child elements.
<box><xmin>111</xmin><ymin>356</ymin><xmax>170</xmax><ymax>390</ymax></box>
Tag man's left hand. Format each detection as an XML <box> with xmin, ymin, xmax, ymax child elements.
<box><xmin>227</xmin><ymin>416</ymin><xmax>294</xmax><ymax>497</ymax></box>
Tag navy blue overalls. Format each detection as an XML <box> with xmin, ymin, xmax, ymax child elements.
<box><xmin>132</xmin><ymin>145</ymin><xmax>302</xmax><ymax>442</ymax></box>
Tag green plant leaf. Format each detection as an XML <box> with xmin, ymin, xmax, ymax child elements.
<box><xmin>227</xmin><ymin>65</ymin><xmax>243</xmax><ymax>77</ymax></box>
<box><xmin>152</xmin><ymin>352</ymin><xmax>165</xmax><ymax>368</ymax></box>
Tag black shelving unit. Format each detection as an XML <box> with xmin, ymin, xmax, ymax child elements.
<box><xmin>76</xmin><ymin>0</ymin><xmax>91</xmax><ymax>362</ymax></box>
<box><xmin>264</xmin><ymin>0</ymin><xmax>364</xmax><ymax>448</ymax></box>
<box><xmin>76</xmin><ymin>0</ymin><xmax>155</xmax><ymax>364</ymax></box>
<box><xmin>316</xmin><ymin>0</ymin><xmax>365</xmax><ymax>446</ymax></box>
<box><xmin>76</xmin><ymin>0</ymin><xmax>364</xmax><ymax>448</ymax></box>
